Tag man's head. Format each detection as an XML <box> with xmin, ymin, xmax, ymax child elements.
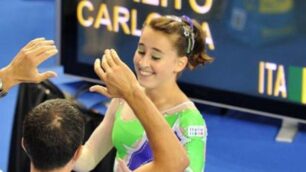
<box><xmin>22</xmin><ymin>98</ymin><xmax>85</xmax><ymax>171</ymax></box>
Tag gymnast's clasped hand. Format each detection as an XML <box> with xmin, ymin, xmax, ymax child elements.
<box><xmin>90</xmin><ymin>49</ymin><xmax>141</xmax><ymax>99</ymax></box>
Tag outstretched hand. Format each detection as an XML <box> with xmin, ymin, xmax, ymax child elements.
<box><xmin>90</xmin><ymin>49</ymin><xmax>140</xmax><ymax>98</ymax></box>
<box><xmin>116</xmin><ymin>159</ymin><xmax>132</xmax><ymax>172</ymax></box>
<box><xmin>1</xmin><ymin>37</ymin><xmax>58</xmax><ymax>91</ymax></box>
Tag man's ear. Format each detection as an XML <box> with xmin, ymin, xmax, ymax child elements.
<box><xmin>21</xmin><ymin>138</ymin><xmax>26</xmax><ymax>151</ymax></box>
<box><xmin>72</xmin><ymin>145</ymin><xmax>82</xmax><ymax>161</ymax></box>
<box><xmin>174</xmin><ymin>56</ymin><xmax>188</xmax><ymax>73</ymax></box>
<box><xmin>21</xmin><ymin>138</ymin><xmax>29</xmax><ymax>156</ymax></box>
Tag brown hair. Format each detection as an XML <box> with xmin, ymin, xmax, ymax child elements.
<box><xmin>147</xmin><ymin>15</ymin><xmax>213</xmax><ymax>70</ymax></box>
<box><xmin>23</xmin><ymin>99</ymin><xmax>85</xmax><ymax>170</ymax></box>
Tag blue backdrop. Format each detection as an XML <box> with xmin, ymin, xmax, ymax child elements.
<box><xmin>0</xmin><ymin>0</ymin><xmax>56</xmax><ymax>171</ymax></box>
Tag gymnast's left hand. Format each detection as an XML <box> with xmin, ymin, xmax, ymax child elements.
<box><xmin>90</xmin><ymin>49</ymin><xmax>141</xmax><ymax>98</ymax></box>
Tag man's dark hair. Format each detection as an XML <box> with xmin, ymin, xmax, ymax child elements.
<box><xmin>22</xmin><ymin>98</ymin><xmax>85</xmax><ymax>170</ymax></box>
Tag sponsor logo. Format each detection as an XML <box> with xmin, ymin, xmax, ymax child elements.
<box><xmin>188</xmin><ymin>126</ymin><xmax>205</xmax><ymax>137</ymax></box>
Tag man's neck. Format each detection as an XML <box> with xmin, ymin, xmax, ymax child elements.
<box><xmin>30</xmin><ymin>163</ymin><xmax>72</xmax><ymax>172</ymax></box>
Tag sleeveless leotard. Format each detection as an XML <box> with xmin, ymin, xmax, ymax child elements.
<box><xmin>112</xmin><ymin>101</ymin><xmax>207</xmax><ymax>172</ymax></box>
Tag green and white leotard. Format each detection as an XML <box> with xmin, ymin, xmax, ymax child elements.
<box><xmin>112</xmin><ymin>101</ymin><xmax>207</xmax><ymax>172</ymax></box>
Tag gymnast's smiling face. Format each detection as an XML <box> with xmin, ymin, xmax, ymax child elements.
<box><xmin>133</xmin><ymin>26</ymin><xmax>187</xmax><ymax>90</ymax></box>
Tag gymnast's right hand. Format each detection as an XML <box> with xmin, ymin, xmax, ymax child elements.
<box><xmin>90</xmin><ymin>49</ymin><xmax>141</xmax><ymax>98</ymax></box>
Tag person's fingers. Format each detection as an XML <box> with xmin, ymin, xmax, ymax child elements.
<box><xmin>102</xmin><ymin>54</ymin><xmax>111</xmax><ymax>72</ymax></box>
<box><xmin>39</xmin><ymin>40</ymin><xmax>55</xmax><ymax>46</ymax></box>
<box><xmin>110</xmin><ymin>49</ymin><xmax>122</xmax><ymax>65</ymax></box>
<box><xmin>118</xmin><ymin>159</ymin><xmax>131</xmax><ymax>172</ymax></box>
<box><xmin>117</xmin><ymin>161</ymin><xmax>123</xmax><ymax>172</ymax></box>
<box><xmin>26</xmin><ymin>40</ymin><xmax>56</xmax><ymax>53</ymax></box>
<box><xmin>89</xmin><ymin>85</ymin><xmax>112</xmax><ymax>97</ymax></box>
<box><xmin>36</xmin><ymin>71</ymin><xmax>58</xmax><ymax>82</ymax></box>
<box><xmin>94</xmin><ymin>59</ymin><xmax>106</xmax><ymax>81</ymax></box>
<box><xmin>25</xmin><ymin>39</ymin><xmax>55</xmax><ymax>52</ymax></box>
<box><xmin>34</xmin><ymin>46</ymin><xmax>58</xmax><ymax>65</ymax></box>
<box><xmin>22</xmin><ymin>40</ymin><xmax>56</xmax><ymax>64</ymax></box>
<box><xmin>23</xmin><ymin>37</ymin><xmax>45</xmax><ymax>50</ymax></box>
<box><xmin>105</xmin><ymin>49</ymin><xmax>116</xmax><ymax>67</ymax></box>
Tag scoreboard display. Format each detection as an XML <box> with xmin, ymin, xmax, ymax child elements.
<box><xmin>60</xmin><ymin>0</ymin><xmax>306</xmax><ymax>120</ymax></box>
